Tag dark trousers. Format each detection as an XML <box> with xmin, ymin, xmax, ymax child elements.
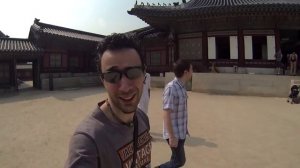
<box><xmin>159</xmin><ymin>139</ymin><xmax>186</xmax><ymax>168</ymax></box>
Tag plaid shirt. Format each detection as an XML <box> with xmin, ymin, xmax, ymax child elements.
<box><xmin>162</xmin><ymin>78</ymin><xmax>188</xmax><ymax>139</ymax></box>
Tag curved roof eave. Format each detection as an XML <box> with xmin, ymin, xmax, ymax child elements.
<box><xmin>128</xmin><ymin>3</ymin><xmax>300</xmax><ymax>19</ymax></box>
<box><xmin>29</xmin><ymin>19</ymin><xmax>105</xmax><ymax>43</ymax></box>
<box><xmin>0</xmin><ymin>38</ymin><xmax>43</xmax><ymax>53</ymax></box>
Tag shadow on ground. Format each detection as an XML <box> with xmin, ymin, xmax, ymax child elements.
<box><xmin>151</xmin><ymin>132</ymin><xmax>218</xmax><ymax>148</ymax></box>
<box><xmin>0</xmin><ymin>86</ymin><xmax>106</xmax><ymax>104</ymax></box>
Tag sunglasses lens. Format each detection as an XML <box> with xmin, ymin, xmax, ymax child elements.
<box><xmin>126</xmin><ymin>68</ymin><xmax>143</xmax><ymax>80</ymax></box>
<box><xmin>103</xmin><ymin>72</ymin><xmax>121</xmax><ymax>83</ymax></box>
<box><xmin>102</xmin><ymin>67</ymin><xmax>143</xmax><ymax>83</ymax></box>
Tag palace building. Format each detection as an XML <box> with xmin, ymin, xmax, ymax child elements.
<box><xmin>0</xmin><ymin>19</ymin><xmax>104</xmax><ymax>90</ymax></box>
<box><xmin>1</xmin><ymin>0</ymin><xmax>300</xmax><ymax>92</ymax></box>
<box><xmin>128</xmin><ymin>0</ymin><xmax>300</xmax><ymax>75</ymax></box>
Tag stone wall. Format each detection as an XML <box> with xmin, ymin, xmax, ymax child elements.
<box><xmin>192</xmin><ymin>73</ymin><xmax>300</xmax><ymax>97</ymax></box>
<box><xmin>40</xmin><ymin>72</ymin><xmax>300</xmax><ymax>97</ymax></box>
<box><xmin>165</xmin><ymin>72</ymin><xmax>300</xmax><ymax>97</ymax></box>
<box><xmin>40</xmin><ymin>73</ymin><xmax>101</xmax><ymax>90</ymax></box>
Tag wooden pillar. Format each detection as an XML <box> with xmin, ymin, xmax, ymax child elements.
<box><xmin>238</xmin><ymin>29</ymin><xmax>245</xmax><ymax>67</ymax></box>
<box><xmin>174</xmin><ymin>34</ymin><xmax>179</xmax><ymax>62</ymax></box>
<box><xmin>202</xmin><ymin>31</ymin><xmax>208</xmax><ymax>70</ymax></box>
<box><xmin>274</xmin><ymin>27</ymin><xmax>281</xmax><ymax>51</ymax></box>
<box><xmin>12</xmin><ymin>55</ymin><xmax>18</xmax><ymax>91</ymax></box>
<box><xmin>168</xmin><ymin>32</ymin><xmax>175</xmax><ymax>70</ymax></box>
<box><xmin>34</xmin><ymin>56</ymin><xmax>41</xmax><ymax>89</ymax></box>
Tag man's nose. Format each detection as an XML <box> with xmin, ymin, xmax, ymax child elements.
<box><xmin>118</xmin><ymin>75</ymin><xmax>133</xmax><ymax>91</ymax></box>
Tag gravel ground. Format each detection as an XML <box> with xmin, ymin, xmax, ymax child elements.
<box><xmin>0</xmin><ymin>87</ymin><xmax>300</xmax><ymax>168</ymax></box>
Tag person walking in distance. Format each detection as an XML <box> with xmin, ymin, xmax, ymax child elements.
<box><xmin>155</xmin><ymin>59</ymin><xmax>193</xmax><ymax>168</ymax></box>
<box><xmin>289</xmin><ymin>52</ymin><xmax>298</xmax><ymax>76</ymax></box>
<box><xmin>138</xmin><ymin>72</ymin><xmax>151</xmax><ymax>114</ymax></box>
<box><xmin>274</xmin><ymin>49</ymin><xmax>283</xmax><ymax>75</ymax></box>
<box><xmin>64</xmin><ymin>33</ymin><xmax>152</xmax><ymax>168</ymax></box>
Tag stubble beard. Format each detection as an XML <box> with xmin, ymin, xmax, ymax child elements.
<box><xmin>109</xmin><ymin>90</ymin><xmax>141</xmax><ymax>114</ymax></box>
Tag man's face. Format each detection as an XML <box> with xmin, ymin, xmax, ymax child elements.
<box><xmin>100</xmin><ymin>48</ymin><xmax>144</xmax><ymax>114</ymax></box>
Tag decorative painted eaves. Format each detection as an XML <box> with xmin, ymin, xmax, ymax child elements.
<box><xmin>128</xmin><ymin>0</ymin><xmax>300</xmax><ymax>18</ymax></box>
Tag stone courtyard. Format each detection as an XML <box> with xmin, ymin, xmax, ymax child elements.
<box><xmin>0</xmin><ymin>87</ymin><xmax>300</xmax><ymax>168</ymax></box>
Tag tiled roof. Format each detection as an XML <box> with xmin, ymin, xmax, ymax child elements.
<box><xmin>0</xmin><ymin>38</ymin><xmax>43</xmax><ymax>53</ymax></box>
<box><xmin>125</xmin><ymin>26</ymin><xmax>167</xmax><ymax>39</ymax></box>
<box><xmin>128</xmin><ymin>0</ymin><xmax>300</xmax><ymax>18</ymax></box>
<box><xmin>125</xmin><ymin>26</ymin><xmax>153</xmax><ymax>34</ymax></box>
<box><xmin>185</xmin><ymin>0</ymin><xmax>300</xmax><ymax>7</ymax></box>
<box><xmin>0</xmin><ymin>31</ymin><xmax>9</xmax><ymax>38</ymax></box>
<box><xmin>30</xmin><ymin>19</ymin><xmax>105</xmax><ymax>42</ymax></box>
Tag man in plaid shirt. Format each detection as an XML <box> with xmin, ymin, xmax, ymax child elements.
<box><xmin>156</xmin><ymin>59</ymin><xmax>192</xmax><ymax>168</ymax></box>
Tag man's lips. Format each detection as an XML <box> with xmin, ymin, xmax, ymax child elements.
<box><xmin>119</xmin><ymin>94</ymin><xmax>136</xmax><ymax>102</ymax></box>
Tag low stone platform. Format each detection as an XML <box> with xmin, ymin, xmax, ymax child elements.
<box><xmin>165</xmin><ymin>72</ymin><xmax>300</xmax><ymax>97</ymax></box>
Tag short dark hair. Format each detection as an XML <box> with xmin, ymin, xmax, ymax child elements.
<box><xmin>173</xmin><ymin>59</ymin><xmax>191</xmax><ymax>78</ymax></box>
<box><xmin>96</xmin><ymin>33</ymin><xmax>144</xmax><ymax>73</ymax></box>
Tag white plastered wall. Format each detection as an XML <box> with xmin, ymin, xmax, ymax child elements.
<box><xmin>267</xmin><ymin>35</ymin><xmax>276</xmax><ymax>60</ymax></box>
<box><xmin>230</xmin><ymin>36</ymin><xmax>238</xmax><ymax>59</ymax></box>
<box><xmin>208</xmin><ymin>37</ymin><xmax>216</xmax><ymax>59</ymax></box>
<box><xmin>244</xmin><ymin>36</ymin><xmax>253</xmax><ymax>60</ymax></box>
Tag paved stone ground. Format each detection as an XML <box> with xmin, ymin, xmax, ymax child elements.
<box><xmin>0</xmin><ymin>87</ymin><xmax>300</xmax><ymax>168</ymax></box>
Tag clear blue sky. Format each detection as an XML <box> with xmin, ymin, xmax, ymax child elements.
<box><xmin>0</xmin><ymin>0</ymin><xmax>179</xmax><ymax>38</ymax></box>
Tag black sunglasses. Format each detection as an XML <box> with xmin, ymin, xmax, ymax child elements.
<box><xmin>100</xmin><ymin>66</ymin><xmax>144</xmax><ymax>84</ymax></box>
